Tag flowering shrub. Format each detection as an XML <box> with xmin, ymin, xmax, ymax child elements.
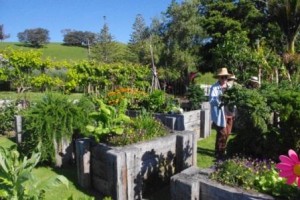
<box><xmin>106</xmin><ymin>88</ymin><xmax>182</xmax><ymax>113</ymax></box>
<box><xmin>106</xmin><ymin>87</ymin><xmax>147</xmax><ymax>110</ymax></box>
<box><xmin>210</xmin><ymin>156</ymin><xmax>300</xmax><ymax>199</ymax></box>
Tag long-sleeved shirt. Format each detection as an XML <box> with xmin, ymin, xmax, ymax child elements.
<box><xmin>209</xmin><ymin>81</ymin><xmax>226</xmax><ymax>127</ymax></box>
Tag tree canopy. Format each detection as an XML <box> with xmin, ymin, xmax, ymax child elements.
<box><xmin>17</xmin><ymin>28</ymin><xmax>50</xmax><ymax>47</ymax></box>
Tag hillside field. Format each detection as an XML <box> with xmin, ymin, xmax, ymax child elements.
<box><xmin>0</xmin><ymin>42</ymin><xmax>89</xmax><ymax>61</ymax></box>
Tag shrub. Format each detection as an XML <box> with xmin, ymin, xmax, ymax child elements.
<box><xmin>210</xmin><ymin>156</ymin><xmax>300</xmax><ymax>199</ymax></box>
<box><xmin>262</xmin><ymin>86</ymin><xmax>300</xmax><ymax>154</ymax></box>
<box><xmin>20</xmin><ymin>93</ymin><xmax>94</xmax><ymax>164</ymax></box>
<box><xmin>106</xmin><ymin>87</ymin><xmax>147</xmax><ymax>110</ymax></box>
<box><xmin>223</xmin><ymin>87</ymin><xmax>271</xmax><ymax>158</ymax></box>
<box><xmin>140</xmin><ymin>90</ymin><xmax>181</xmax><ymax>113</ymax></box>
<box><xmin>186</xmin><ymin>84</ymin><xmax>205</xmax><ymax>110</ymax></box>
<box><xmin>0</xmin><ymin>102</ymin><xmax>17</xmax><ymax>135</ymax></box>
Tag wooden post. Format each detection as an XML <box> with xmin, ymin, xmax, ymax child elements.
<box><xmin>75</xmin><ymin>138</ymin><xmax>91</xmax><ymax>188</ymax></box>
<box><xmin>14</xmin><ymin>115</ymin><xmax>22</xmax><ymax>143</ymax></box>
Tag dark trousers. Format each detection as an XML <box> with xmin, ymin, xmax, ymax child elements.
<box><xmin>215</xmin><ymin>116</ymin><xmax>233</xmax><ymax>159</ymax></box>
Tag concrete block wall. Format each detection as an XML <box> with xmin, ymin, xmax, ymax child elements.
<box><xmin>76</xmin><ymin>131</ymin><xmax>197</xmax><ymax>200</ymax></box>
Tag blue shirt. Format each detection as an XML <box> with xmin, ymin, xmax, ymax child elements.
<box><xmin>209</xmin><ymin>81</ymin><xmax>226</xmax><ymax>127</ymax></box>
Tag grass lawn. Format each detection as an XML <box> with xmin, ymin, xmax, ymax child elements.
<box><xmin>197</xmin><ymin>129</ymin><xmax>216</xmax><ymax>168</ymax></box>
<box><xmin>32</xmin><ymin>166</ymin><xmax>95</xmax><ymax>200</ymax></box>
<box><xmin>197</xmin><ymin>129</ymin><xmax>236</xmax><ymax>169</ymax></box>
<box><xmin>0</xmin><ymin>42</ymin><xmax>88</xmax><ymax>61</ymax></box>
<box><xmin>0</xmin><ymin>91</ymin><xmax>84</xmax><ymax>103</ymax></box>
<box><xmin>0</xmin><ymin>136</ymin><xmax>96</xmax><ymax>199</ymax></box>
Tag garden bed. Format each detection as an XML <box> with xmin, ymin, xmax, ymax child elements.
<box><xmin>170</xmin><ymin>166</ymin><xmax>274</xmax><ymax>200</ymax></box>
<box><xmin>76</xmin><ymin>130</ymin><xmax>197</xmax><ymax>200</ymax></box>
<box><xmin>126</xmin><ymin>109</ymin><xmax>211</xmax><ymax>139</ymax></box>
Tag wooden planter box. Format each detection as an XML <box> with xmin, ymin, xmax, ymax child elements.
<box><xmin>170</xmin><ymin>167</ymin><xmax>274</xmax><ymax>200</ymax></box>
<box><xmin>126</xmin><ymin>109</ymin><xmax>211</xmax><ymax>139</ymax></box>
<box><xmin>76</xmin><ymin>131</ymin><xmax>197</xmax><ymax>200</ymax></box>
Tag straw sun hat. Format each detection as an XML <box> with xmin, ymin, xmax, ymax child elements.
<box><xmin>228</xmin><ymin>74</ymin><xmax>237</xmax><ymax>80</ymax></box>
<box><xmin>214</xmin><ymin>68</ymin><xmax>231</xmax><ymax>78</ymax></box>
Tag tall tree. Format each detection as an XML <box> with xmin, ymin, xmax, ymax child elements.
<box><xmin>128</xmin><ymin>14</ymin><xmax>150</xmax><ymax>64</ymax></box>
<box><xmin>159</xmin><ymin>0</ymin><xmax>206</xmax><ymax>93</ymax></box>
<box><xmin>0</xmin><ymin>24</ymin><xmax>10</xmax><ymax>41</ymax></box>
<box><xmin>91</xmin><ymin>17</ymin><xmax>121</xmax><ymax>63</ymax></box>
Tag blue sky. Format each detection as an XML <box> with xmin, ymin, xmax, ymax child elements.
<box><xmin>1</xmin><ymin>0</ymin><xmax>180</xmax><ymax>44</ymax></box>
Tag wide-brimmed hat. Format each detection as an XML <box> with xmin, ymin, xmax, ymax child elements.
<box><xmin>228</xmin><ymin>74</ymin><xmax>237</xmax><ymax>80</ymax></box>
<box><xmin>249</xmin><ymin>76</ymin><xmax>259</xmax><ymax>84</ymax></box>
<box><xmin>214</xmin><ymin>68</ymin><xmax>231</xmax><ymax>78</ymax></box>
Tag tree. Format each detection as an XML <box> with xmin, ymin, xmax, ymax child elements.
<box><xmin>91</xmin><ymin>17</ymin><xmax>122</xmax><ymax>63</ymax></box>
<box><xmin>62</xmin><ymin>29</ymin><xmax>96</xmax><ymax>47</ymax></box>
<box><xmin>17</xmin><ymin>28</ymin><xmax>50</xmax><ymax>47</ymax></box>
<box><xmin>268</xmin><ymin>0</ymin><xmax>300</xmax><ymax>54</ymax></box>
<box><xmin>0</xmin><ymin>24</ymin><xmax>10</xmax><ymax>41</ymax></box>
<box><xmin>158</xmin><ymin>0</ymin><xmax>206</xmax><ymax>93</ymax></box>
<box><xmin>128</xmin><ymin>14</ymin><xmax>150</xmax><ymax>64</ymax></box>
<box><xmin>1</xmin><ymin>48</ymin><xmax>44</xmax><ymax>93</ymax></box>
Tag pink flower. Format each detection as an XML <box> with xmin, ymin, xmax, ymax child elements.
<box><xmin>276</xmin><ymin>149</ymin><xmax>300</xmax><ymax>188</ymax></box>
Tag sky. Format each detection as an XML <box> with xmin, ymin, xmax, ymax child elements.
<box><xmin>1</xmin><ymin>0</ymin><xmax>181</xmax><ymax>44</ymax></box>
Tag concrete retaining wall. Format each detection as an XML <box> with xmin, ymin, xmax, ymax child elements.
<box><xmin>76</xmin><ymin>131</ymin><xmax>197</xmax><ymax>200</ymax></box>
<box><xmin>170</xmin><ymin>167</ymin><xmax>274</xmax><ymax>200</ymax></box>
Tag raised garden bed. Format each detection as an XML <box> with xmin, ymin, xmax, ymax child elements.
<box><xmin>76</xmin><ymin>130</ymin><xmax>197</xmax><ymax>200</ymax></box>
<box><xmin>126</xmin><ymin>109</ymin><xmax>211</xmax><ymax>139</ymax></box>
<box><xmin>170</xmin><ymin>166</ymin><xmax>274</xmax><ymax>200</ymax></box>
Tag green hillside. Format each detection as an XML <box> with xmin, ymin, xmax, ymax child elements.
<box><xmin>0</xmin><ymin>42</ymin><xmax>89</xmax><ymax>61</ymax></box>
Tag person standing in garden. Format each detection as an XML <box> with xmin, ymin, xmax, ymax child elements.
<box><xmin>246</xmin><ymin>76</ymin><xmax>260</xmax><ymax>89</ymax></box>
<box><xmin>227</xmin><ymin>74</ymin><xmax>238</xmax><ymax>88</ymax></box>
<box><xmin>209</xmin><ymin>68</ymin><xmax>233</xmax><ymax>159</ymax></box>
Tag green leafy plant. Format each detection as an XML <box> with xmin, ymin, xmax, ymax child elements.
<box><xmin>140</xmin><ymin>90</ymin><xmax>181</xmax><ymax>113</ymax></box>
<box><xmin>0</xmin><ymin>145</ymin><xmax>68</xmax><ymax>200</ymax></box>
<box><xmin>210</xmin><ymin>156</ymin><xmax>300</xmax><ymax>199</ymax></box>
<box><xmin>20</xmin><ymin>93</ymin><xmax>94</xmax><ymax>164</ymax></box>
<box><xmin>222</xmin><ymin>87</ymin><xmax>272</xmax><ymax>158</ymax></box>
<box><xmin>105</xmin><ymin>110</ymin><xmax>168</xmax><ymax>146</ymax></box>
<box><xmin>0</xmin><ymin>102</ymin><xmax>17</xmax><ymax>135</ymax></box>
<box><xmin>86</xmin><ymin>98</ymin><xmax>131</xmax><ymax>142</ymax></box>
<box><xmin>186</xmin><ymin>84</ymin><xmax>206</xmax><ymax>110</ymax></box>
